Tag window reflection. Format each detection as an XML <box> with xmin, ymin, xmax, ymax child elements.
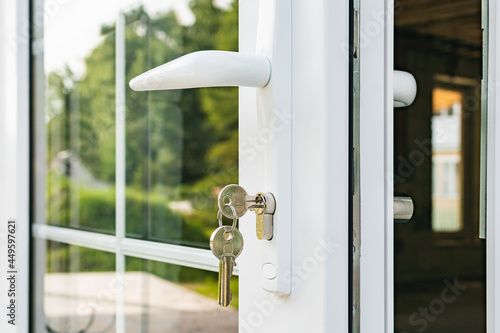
<box><xmin>42</xmin><ymin>1</ymin><xmax>118</xmax><ymax>233</ymax></box>
<box><xmin>44</xmin><ymin>242</ymin><xmax>116</xmax><ymax>332</ymax></box>
<box><xmin>431</xmin><ymin>88</ymin><xmax>463</xmax><ymax>232</ymax></box>
<box><xmin>33</xmin><ymin>1</ymin><xmax>239</xmax><ymax>331</ymax></box>
<box><xmin>124</xmin><ymin>258</ymin><xmax>238</xmax><ymax>332</ymax></box>
<box><xmin>36</xmin><ymin>0</ymin><xmax>239</xmax><ymax>247</ymax></box>
<box><xmin>393</xmin><ymin>0</ymin><xmax>485</xmax><ymax>330</ymax></box>
<box><xmin>123</xmin><ymin>1</ymin><xmax>239</xmax><ymax>248</ymax></box>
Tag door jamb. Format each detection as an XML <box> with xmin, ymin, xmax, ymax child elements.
<box><xmin>358</xmin><ymin>0</ymin><xmax>394</xmax><ymax>331</ymax></box>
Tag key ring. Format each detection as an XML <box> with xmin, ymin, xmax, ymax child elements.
<box><xmin>218</xmin><ymin>203</ymin><xmax>238</xmax><ymax>238</ymax></box>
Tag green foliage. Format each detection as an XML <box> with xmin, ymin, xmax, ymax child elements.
<box><xmin>47</xmin><ymin>242</ymin><xmax>115</xmax><ymax>273</ymax></box>
<box><xmin>79</xmin><ymin>187</ymin><xmax>116</xmax><ymax>233</ymax></box>
<box><xmin>44</xmin><ymin>0</ymin><xmax>239</xmax><ymax>301</ymax></box>
<box><xmin>46</xmin><ymin>179</ymin><xmax>213</xmax><ymax>248</ymax></box>
<box><xmin>46</xmin><ymin>0</ymin><xmax>238</xmax><ymax>186</ymax></box>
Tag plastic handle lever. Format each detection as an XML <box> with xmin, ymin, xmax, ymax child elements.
<box><xmin>129</xmin><ymin>50</ymin><xmax>271</xmax><ymax>91</ymax></box>
<box><xmin>394</xmin><ymin>70</ymin><xmax>417</xmax><ymax>108</ymax></box>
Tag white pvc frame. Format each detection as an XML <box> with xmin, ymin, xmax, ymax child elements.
<box><xmin>359</xmin><ymin>0</ymin><xmax>500</xmax><ymax>332</ymax></box>
<box><xmin>487</xmin><ymin>0</ymin><xmax>500</xmax><ymax>330</ymax></box>
<box><xmin>0</xmin><ymin>0</ymin><xmax>30</xmax><ymax>332</ymax></box>
<box><xmin>358</xmin><ymin>0</ymin><xmax>394</xmax><ymax>331</ymax></box>
<box><xmin>239</xmin><ymin>0</ymin><xmax>350</xmax><ymax>332</ymax></box>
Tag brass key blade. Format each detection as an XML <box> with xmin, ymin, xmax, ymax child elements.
<box><xmin>218</xmin><ymin>254</ymin><xmax>235</xmax><ymax>307</ymax></box>
<box><xmin>210</xmin><ymin>226</ymin><xmax>243</xmax><ymax>307</ymax></box>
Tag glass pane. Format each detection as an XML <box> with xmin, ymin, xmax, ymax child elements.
<box><xmin>122</xmin><ymin>1</ymin><xmax>239</xmax><ymax>248</ymax></box>
<box><xmin>43</xmin><ymin>241</ymin><xmax>116</xmax><ymax>332</ymax></box>
<box><xmin>124</xmin><ymin>257</ymin><xmax>238</xmax><ymax>332</ymax></box>
<box><xmin>431</xmin><ymin>88</ymin><xmax>463</xmax><ymax>232</ymax></box>
<box><xmin>394</xmin><ymin>0</ymin><xmax>486</xmax><ymax>331</ymax></box>
<box><xmin>32</xmin><ymin>0</ymin><xmax>117</xmax><ymax>233</ymax></box>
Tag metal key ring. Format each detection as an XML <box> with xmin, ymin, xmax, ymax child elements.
<box><xmin>217</xmin><ymin>204</ymin><xmax>238</xmax><ymax>232</ymax></box>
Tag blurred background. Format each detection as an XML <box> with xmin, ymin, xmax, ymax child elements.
<box><xmin>393</xmin><ymin>0</ymin><xmax>486</xmax><ymax>331</ymax></box>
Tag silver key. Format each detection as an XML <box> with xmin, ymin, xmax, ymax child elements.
<box><xmin>210</xmin><ymin>226</ymin><xmax>244</xmax><ymax>307</ymax></box>
<box><xmin>218</xmin><ymin>185</ymin><xmax>276</xmax><ymax>240</ymax></box>
<box><xmin>217</xmin><ymin>184</ymin><xmax>249</xmax><ymax>219</ymax></box>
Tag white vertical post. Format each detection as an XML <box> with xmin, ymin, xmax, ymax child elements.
<box><xmin>487</xmin><ymin>0</ymin><xmax>500</xmax><ymax>331</ymax></box>
<box><xmin>0</xmin><ymin>0</ymin><xmax>30</xmax><ymax>332</ymax></box>
<box><xmin>385</xmin><ymin>0</ymin><xmax>395</xmax><ymax>328</ymax></box>
<box><xmin>359</xmin><ymin>0</ymin><xmax>394</xmax><ymax>331</ymax></box>
<box><xmin>239</xmin><ymin>0</ymin><xmax>350</xmax><ymax>331</ymax></box>
<box><xmin>115</xmin><ymin>10</ymin><xmax>126</xmax><ymax>333</ymax></box>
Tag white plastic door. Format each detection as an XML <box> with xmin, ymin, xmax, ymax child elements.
<box><xmin>239</xmin><ymin>1</ymin><xmax>350</xmax><ymax>332</ymax></box>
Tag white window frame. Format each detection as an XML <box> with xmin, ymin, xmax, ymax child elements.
<box><xmin>358</xmin><ymin>0</ymin><xmax>394</xmax><ymax>331</ymax></box>
<box><xmin>486</xmin><ymin>0</ymin><xmax>500</xmax><ymax>329</ymax></box>
<box><xmin>359</xmin><ymin>0</ymin><xmax>394</xmax><ymax>333</ymax></box>
<box><xmin>0</xmin><ymin>0</ymin><xmax>30</xmax><ymax>332</ymax></box>
<box><xmin>357</xmin><ymin>0</ymin><xmax>500</xmax><ymax>332</ymax></box>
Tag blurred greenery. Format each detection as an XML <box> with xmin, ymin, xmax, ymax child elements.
<box><xmin>43</xmin><ymin>0</ymin><xmax>239</xmax><ymax>305</ymax></box>
<box><xmin>45</xmin><ymin>0</ymin><xmax>238</xmax><ymax>242</ymax></box>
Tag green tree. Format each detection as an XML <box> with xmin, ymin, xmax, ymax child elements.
<box><xmin>46</xmin><ymin>0</ymin><xmax>239</xmax><ymax>246</ymax></box>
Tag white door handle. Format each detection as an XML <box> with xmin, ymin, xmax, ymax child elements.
<box><xmin>394</xmin><ymin>70</ymin><xmax>417</xmax><ymax>107</ymax></box>
<box><xmin>129</xmin><ymin>50</ymin><xmax>271</xmax><ymax>91</ymax></box>
<box><xmin>128</xmin><ymin>0</ymin><xmax>292</xmax><ymax>297</ymax></box>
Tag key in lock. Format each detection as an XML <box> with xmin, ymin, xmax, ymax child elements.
<box><xmin>217</xmin><ymin>184</ymin><xmax>276</xmax><ymax>240</ymax></box>
<box><xmin>210</xmin><ymin>226</ymin><xmax>243</xmax><ymax>307</ymax></box>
